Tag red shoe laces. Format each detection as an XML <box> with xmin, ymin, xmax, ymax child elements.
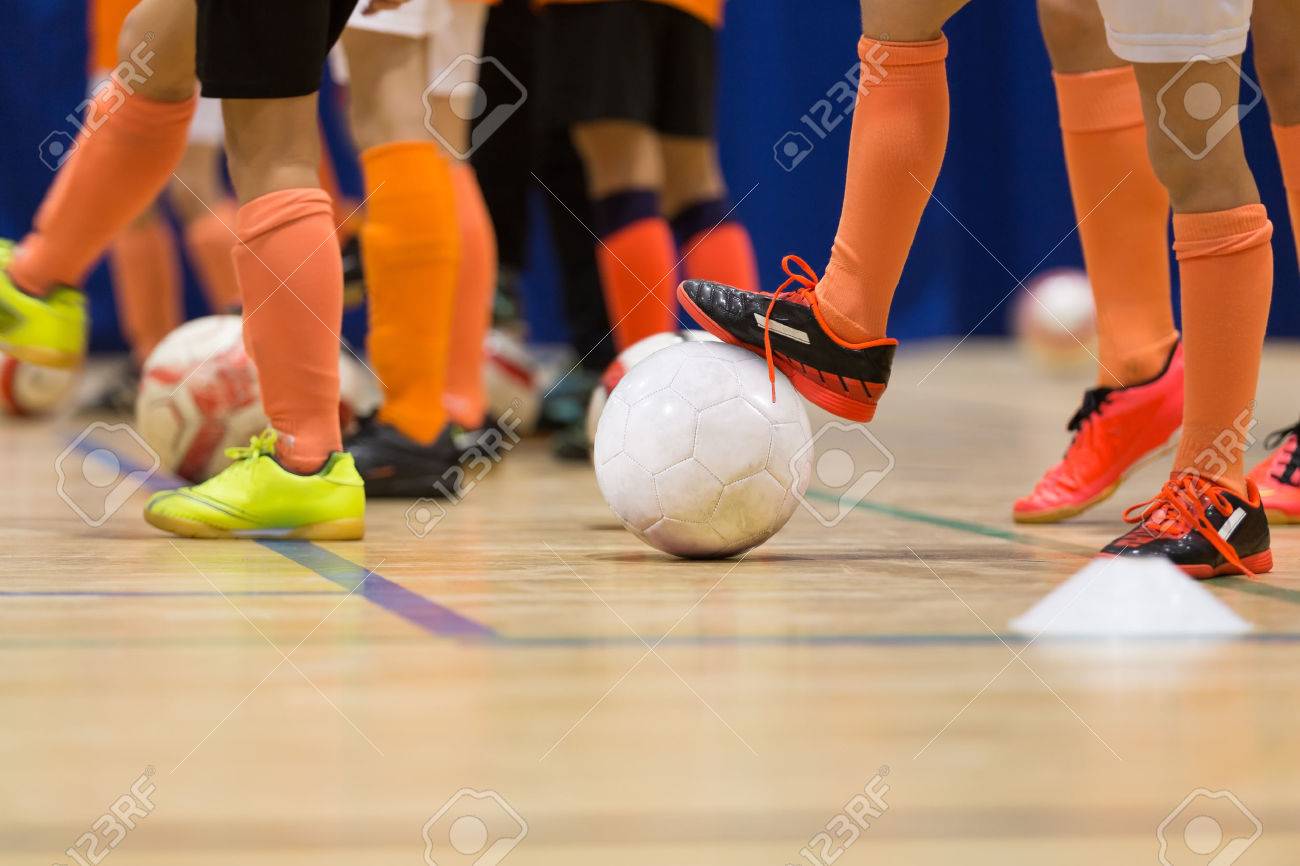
<box><xmin>1121</xmin><ymin>475</ymin><xmax>1254</xmax><ymax>577</ymax></box>
<box><xmin>763</xmin><ymin>255</ymin><xmax>820</xmax><ymax>402</ymax></box>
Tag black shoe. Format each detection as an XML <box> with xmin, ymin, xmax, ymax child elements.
<box><xmin>678</xmin><ymin>255</ymin><xmax>897</xmax><ymax>422</ymax></box>
<box><xmin>345</xmin><ymin>419</ymin><xmax>465</xmax><ymax>498</ymax></box>
<box><xmin>1101</xmin><ymin>474</ymin><xmax>1272</xmax><ymax>578</ymax></box>
<box><xmin>81</xmin><ymin>358</ymin><xmax>139</xmax><ymax>414</ymax></box>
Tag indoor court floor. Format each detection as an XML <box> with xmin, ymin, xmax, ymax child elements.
<box><xmin>4</xmin><ymin>340</ymin><xmax>1300</xmax><ymax>865</ymax></box>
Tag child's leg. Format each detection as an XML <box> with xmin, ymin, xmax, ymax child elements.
<box><xmin>1130</xmin><ymin>58</ymin><xmax>1270</xmax><ymax>496</ymax></box>
<box><xmin>1037</xmin><ymin>0</ymin><xmax>1176</xmax><ymax>387</ymax></box>
<box><xmin>662</xmin><ymin>137</ymin><xmax>758</xmax><ymax>294</ymax></box>
<box><xmin>8</xmin><ymin>0</ymin><xmax>198</xmax><ymax>295</ymax></box>
<box><xmin>1253</xmin><ymin>0</ymin><xmax>1300</xmax><ymax>264</ymax></box>
<box><xmin>1096</xmin><ymin>0</ymin><xmax>1273</xmax><ymax>575</ymax></box>
<box><xmin>223</xmin><ymin>94</ymin><xmax>344</xmax><ymax>473</ymax></box>
<box><xmin>342</xmin><ymin>23</ymin><xmax>461</xmax><ymax>446</ymax></box>
<box><xmin>813</xmin><ymin>0</ymin><xmax>969</xmax><ymax>343</ymax></box>
<box><xmin>572</xmin><ymin>120</ymin><xmax>677</xmax><ymax>348</ymax></box>
<box><xmin>109</xmin><ymin>208</ymin><xmax>183</xmax><ymax>365</ymax></box>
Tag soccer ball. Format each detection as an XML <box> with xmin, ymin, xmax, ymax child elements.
<box><xmin>485</xmin><ymin>329</ymin><xmax>542</xmax><ymax>434</ymax></box>
<box><xmin>0</xmin><ymin>351</ymin><xmax>79</xmax><ymax>417</ymax></box>
<box><xmin>585</xmin><ymin>329</ymin><xmax>718</xmax><ymax>450</ymax></box>
<box><xmin>1012</xmin><ymin>269</ymin><xmax>1097</xmax><ymax>372</ymax></box>
<box><xmin>338</xmin><ymin>348</ymin><xmax>382</xmax><ymax>436</ymax></box>
<box><xmin>594</xmin><ymin>341</ymin><xmax>813</xmax><ymax>559</ymax></box>
<box><xmin>136</xmin><ymin>315</ymin><xmax>267</xmax><ymax>482</ymax></box>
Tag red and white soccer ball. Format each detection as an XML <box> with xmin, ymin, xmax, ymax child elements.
<box><xmin>0</xmin><ymin>351</ymin><xmax>79</xmax><ymax>417</ymax></box>
<box><xmin>585</xmin><ymin>329</ymin><xmax>719</xmax><ymax>449</ymax></box>
<box><xmin>594</xmin><ymin>340</ymin><xmax>813</xmax><ymax>559</ymax></box>
<box><xmin>136</xmin><ymin>315</ymin><xmax>267</xmax><ymax>482</ymax></box>
<box><xmin>1012</xmin><ymin>269</ymin><xmax>1097</xmax><ymax>372</ymax></box>
<box><xmin>485</xmin><ymin>329</ymin><xmax>542</xmax><ymax>434</ymax></box>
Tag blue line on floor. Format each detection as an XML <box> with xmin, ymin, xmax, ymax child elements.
<box><xmin>260</xmin><ymin>540</ymin><xmax>498</xmax><ymax>640</ymax></box>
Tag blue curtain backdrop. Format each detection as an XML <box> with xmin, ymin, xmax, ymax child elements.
<box><xmin>2</xmin><ymin>1</ymin><xmax>1295</xmax><ymax>352</ymax></box>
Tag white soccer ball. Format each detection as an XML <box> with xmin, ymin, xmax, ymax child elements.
<box><xmin>136</xmin><ymin>315</ymin><xmax>267</xmax><ymax>482</ymax></box>
<box><xmin>484</xmin><ymin>329</ymin><xmax>542</xmax><ymax>434</ymax></box>
<box><xmin>594</xmin><ymin>341</ymin><xmax>813</xmax><ymax>559</ymax></box>
<box><xmin>585</xmin><ymin>329</ymin><xmax>718</xmax><ymax>450</ymax></box>
<box><xmin>0</xmin><ymin>351</ymin><xmax>79</xmax><ymax>417</ymax></box>
<box><xmin>1012</xmin><ymin>268</ymin><xmax>1097</xmax><ymax>372</ymax></box>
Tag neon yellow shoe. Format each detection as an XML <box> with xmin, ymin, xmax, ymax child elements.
<box><xmin>0</xmin><ymin>238</ymin><xmax>87</xmax><ymax>368</ymax></box>
<box><xmin>144</xmin><ymin>430</ymin><xmax>366</xmax><ymax>540</ymax></box>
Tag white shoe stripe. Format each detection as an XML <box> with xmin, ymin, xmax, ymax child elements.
<box><xmin>754</xmin><ymin>313</ymin><xmax>811</xmax><ymax>345</ymax></box>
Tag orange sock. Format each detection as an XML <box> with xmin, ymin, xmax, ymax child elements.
<box><xmin>444</xmin><ymin>163</ymin><xmax>497</xmax><ymax>430</ymax></box>
<box><xmin>361</xmin><ymin>142</ymin><xmax>460</xmax><ymax>445</ymax></box>
<box><xmin>672</xmin><ymin>199</ymin><xmax>760</xmax><ymax>292</ymax></box>
<box><xmin>815</xmin><ymin>36</ymin><xmax>950</xmax><ymax>343</ymax></box>
<box><xmin>109</xmin><ymin>215</ymin><xmax>183</xmax><ymax>365</ymax></box>
<box><xmin>1275</xmin><ymin>123</ymin><xmax>1300</xmax><ymax>265</ymax></box>
<box><xmin>9</xmin><ymin>84</ymin><xmax>196</xmax><ymax>294</ymax></box>
<box><xmin>1054</xmin><ymin>67</ymin><xmax>1178</xmax><ymax>387</ymax></box>
<box><xmin>592</xmin><ymin>191</ymin><xmax>677</xmax><ymax>349</ymax></box>
<box><xmin>232</xmin><ymin>189</ymin><xmax>343</xmax><ymax>473</ymax></box>
<box><xmin>184</xmin><ymin>199</ymin><xmax>242</xmax><ymax>313</ymax></box>
<box><xmin>1172</xmin><ymin>205</ymin><xmax>1273</xmax><ymax>495</ymax></box>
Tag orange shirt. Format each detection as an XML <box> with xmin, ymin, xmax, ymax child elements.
<box><xmin>536</xmin><ymin>0</ymin><xmax>722</xmax><ymax>28</ymax></box>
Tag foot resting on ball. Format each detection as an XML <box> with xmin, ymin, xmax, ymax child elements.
<box><xmin>678</xmin><ymin>256</ymin><xmax>896</xmax><ymax>422</ymax></box>
<box><xmin>144</xmin><ymin>429</ymin><xmax>365</xmax><ymax>539</ymax></box>
<box><xmin>0</xmin><ymin>239</ymin><xmax>86</xmax><ymax>369</ymax></box>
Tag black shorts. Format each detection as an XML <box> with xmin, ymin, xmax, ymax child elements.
<box><xmin>196</xmin><ymin>0</ymin><xmax>359</xmax><ymax>99</ymax></box>
<box><xmin>537</xmin><ymin>1</ymin><xmax>717</xmax><ymax>138</ymax></box>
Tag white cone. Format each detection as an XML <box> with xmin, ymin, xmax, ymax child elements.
<box><xmin>1010</xmin><ymin>557</ymin><xmax>1252</xmax><ymax>637</ymax></box>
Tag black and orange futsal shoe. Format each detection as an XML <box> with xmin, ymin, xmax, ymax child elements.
<box><xmin>1100</xmin><ymin>474</ymin><xmax>1273</xmax><ymax>578</ymax></box>
<box><xmin>678</xmin><ymin>256</ymin><xmax>897</xmax><ymax>423</ymax></box>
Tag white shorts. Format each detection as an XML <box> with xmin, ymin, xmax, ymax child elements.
<box><xmin>1095</xmin><ymin>0</ymin><xmax>1253</xmax><ymax>63</ymax></box>
<box><xmin>188</xmin><ymin>97</ymin><xmax>225</xmax><ymax>146</ymax></box>
<box><xmin>331</xmin><ymin>0</ymin><xmax>488</xmax><ymax>95</ymax></box>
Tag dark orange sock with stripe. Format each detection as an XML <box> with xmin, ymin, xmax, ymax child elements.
<box><xmin>109</xmin><ymin>215</ymin><xmax>182</xmax><ymax>365</ymax></box>
<box><xmin>815</xmin><ymin>36</ymin><xmax>950</xmax><ymax>343</ymax></box>
<box><xmin>1275</xmin><ymin>123</ymin><xmax>1300</xmax><ymax>266</ymax></box>
<box><xmin>1055</xmin><ymin>67</ymin><xmax>1177</xmax><ymax>387</ymax></box>
<box><xmin>184</xmin><ymin>199</ymin><xmax>242</xmax><ymax>313</ymax></box>
<box><xmin>444</xmin><ymin>163</ymin><xmax>496</xmax><ymax>430</ymax></box>
<box><xmin>592</xmin><ymin>190</ymin><xmax>677</xmax><ymax>349</ymax></box>
<box><xmin>361</xmin><ymin>142</ymin><xmax>460</xmax><ymax>445</ymax></box>
<box><xmin>232</xmin><ymin>188</ymin><xmax>343</xmax><ymax>473</ymax></box>
<box><xmin>672</xmin><ymin>199</ymin><xmax>760</xmax><ymax>292</ymax></box>
<box><xmin>9</xmin><ymin>84</ymin><xmax>196</xmax><ymax>294</ymax></box>
<box><xmin>1172</xmin><ymin>205</ymin><xmax>1273</xmax><ymax>496</ymax></box>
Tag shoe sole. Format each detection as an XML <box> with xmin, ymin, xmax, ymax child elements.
<box><xmin>1097</xmin><ymin>549</ymin><xmax>1273</xmax><ymax>578</ymax></box>
<box><xmin>145</xmin><ymin>511</ymin><xmax>364</xmax><ymax>540</ymax></box>
<box><xmin>678</xmin><ymin>286</ymin><xmax>879</xmax><ymax>423</ymax></box>
<box><xmin>1012</xmin><ymin>432</ymin><xmax>1180</xmax><ymax>525</ymax></box>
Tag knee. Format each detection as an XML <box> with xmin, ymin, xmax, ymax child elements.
<box><xmin>1144</xmin><ymin>126</ymin><xmax>1256</xmax><ymax>212</ymax></box>
<box><xmin>118</xmin><ymin>7</ymin><xmax>195</xmax><ymax>102</ymax></box>
<box><xmin>860</xmin><ymin>0</ymin><xmax>965</xmax><ymax>41</ymax></box>
<box><xmin>1036</xmin><ymin>0</ymin><xmax>1120</xmax><ymax>73</ymax></box>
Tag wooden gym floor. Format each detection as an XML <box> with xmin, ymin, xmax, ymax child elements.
<box><xmin>3</xmin><ymin>340</ymin><xmax>1300</xmax><ymax>865</ymax></box>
